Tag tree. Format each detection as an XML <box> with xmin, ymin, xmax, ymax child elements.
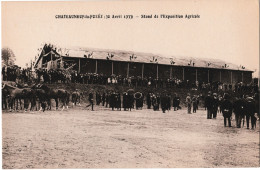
<box><xmin>2</xmin><ymin>47</ymin><xmax>16</xmax><ymax>66</ymax></box>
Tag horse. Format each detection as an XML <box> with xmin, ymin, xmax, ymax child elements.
<box><xmin>2</xmin><ymin>83</ymin><xmax>24</xmax><ymax>111</ymax></box>
<box><xmin>71</xmin><ymin>90</ymin><xmax>82</xmax><ymax>106</ymax></box>
<box><xmin>2</xmin><ymin>87</ymin><xmax>9</xmax><ymax>110</ymax></box>
<box><xmin>37</xmin><ymin>84</ymin><xmax>69</xmax><ymax>110</ymax></box>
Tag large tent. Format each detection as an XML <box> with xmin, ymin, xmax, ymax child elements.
<box><xmin>34</xmin><ymin>43</ymin><xmax>253</xmax><ymax>84</ymax></box>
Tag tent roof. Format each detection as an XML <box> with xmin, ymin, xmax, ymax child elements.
<box><xmin>36</xmin><ymin>44</ymin><xmax>253</xmax><ymax>72</ymax></box>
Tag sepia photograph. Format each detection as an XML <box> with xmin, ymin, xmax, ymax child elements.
<box><xmin>1</xmin><ymin>0</ymin><xmax>259</xmax><ymax>168</ymax></box>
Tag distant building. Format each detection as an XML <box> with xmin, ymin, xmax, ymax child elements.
<box><xmin>34</xmin><ymin>43</ymin><xmax>253</xmax><ymax>84</ymax></box>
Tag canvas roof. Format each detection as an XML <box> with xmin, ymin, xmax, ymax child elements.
<box><xmin>36</xmin><ymin>44</ymin><xmax>252</xmax><ymax>72</ymax></box>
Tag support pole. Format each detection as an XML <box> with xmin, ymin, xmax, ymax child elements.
<box><xmin>195</xmin><ymin>69</ymin><xmax>198</xmax><ymax>82</ymax></box>
<box><xmin>182</xmin><ymin>68</ymin><xmax>185</xmax><ymax>80</ymax></box>
<box><xmin>156</xmin><ymin>64</ymin><xmax>159</xmax><ymax>79</ymax></box>
<box><xmin>220</xmin><ymin>71</ymin><xmax>221</xmax><ymax>82</ymax></box>
<box><xmin>95</xmin><ymin>60</ymin><xmax>98</xmax><ymax>73</ymax></box>
<box><xmin>170</xmin><ymin>67</ymin><xmax>172</xmax><ymax>79</ymax></box>
<box><xmin>141</xmin><ymin>63</ymin><xmax>144</xmax><ymax>80</ymax></box>
<box><xmin>207</xmin><ymin>70</ymin><xmax>209</xmax><ymax>83</ymax></box>
<box><xmin>231</xmin><ymin>71</ymin><xmax>232</xmax><ymax>84</ymax></box>
<box><xmin>112</xmin><ymin>61</ymin><xmax>114</xmax><ymax>75</ymax></box>
<box><xmin>78</xmin><ymin>58</ymin><xmax>81</xmax><ymax>73</ymax></box>
<box><xmin>127</xmin><ymin>62</ymin><xmax>129</xmax><ymax>78</ymax></box>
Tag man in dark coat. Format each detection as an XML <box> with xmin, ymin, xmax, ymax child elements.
<box><xmin>212</xmin><ymin>93</ymin><xmax>219</xmax><ymax>118</ymax></box>
<box><xmin>205</xmin><ymin>91</ymin><xmax>213</xmax><ymax>119</ymax></box>
<box><xmin>105</xmin><ymin>92</ymin><xmax>110</xmax><ymax>108</ymax></box>
<box><xmin>246</xmin><ymin>96</ymin><xmax>256</xmax><ymax>129</ymax></box>
<box><xmin>173</xmin><ymin>93</ymin><xmax>180</xmax><ymax>111</ymax></box>
<box><xmin>192</xmin><ymin>95</ymin><xmax>198</xmax><ymax>113</ymax></box>
<box><xmin>115</xmin><ymin>93</ymin><xmax>121</xmax><ymax>111</ymax></box>
<box><xmin>110</xmin><ymin>92</ymin><xmax>116</xmax><ymax>111</ymax></box>
<box><xmin>186</xmin><ymin>93</ymin><xmax>192</xmax><ymax>114</ymax></box>
<box><xmin>87</xmin><ymin>92</ymin><xmax>94</xmax><ymax>111</ymax></box>
<box><xmin>146</xmin><ymin>93</ymin><xmax>152</xmax><ymax>109</ymax></box>
<box><xmin>233</xmin><ymin>96</ymin><xmax>247</xmax><ymax>128</ymax></box>
<box><xmin>221</xmin><ymin>93</ymin><xmax>233</xmax><ymax>127</ymax></box>
<box><xmin>152</xmin><ymin>94</ymin><xmax>160</xmax><ymax>111</ymax></box>
<box><xmin>160</xmin><ymin>93</ymin><xmax>168</xmax><ymax>113</ymax></box>
<box><xmin>96</xmin><ymin>92</ymin><xmax>101</xmax><ymax>105</ymax></box>
<box><xmin>123</xmin><ymin>92</ymin><xmax>128</xmax><ymax>111</ymax></box>
<box><xmin>127</xmin><ymin>93</ymin><xmax>134</xmax><ymax>111</ymax></box>
<box><xmin>101</xmin><ymin>92</ymin><xmax>106</xmax><ymax>106</ymax></box>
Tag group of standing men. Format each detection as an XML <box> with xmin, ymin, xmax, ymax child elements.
<box><xmin>204</xmin><ymin>91</ymin><xmax>258</xmax><ymax>129</ymax></box>
<box><xmin>86</xmin><ymin>91</ymin><xmax>182</xmax><ymax>113</ymax></box>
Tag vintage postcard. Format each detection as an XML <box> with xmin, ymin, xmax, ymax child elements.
<box><xmin>1</xmin><ymin>0</ymin><xmax>259</xmax><ymax>169</ymax></box>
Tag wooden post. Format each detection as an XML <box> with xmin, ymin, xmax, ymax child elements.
<box><xmin>95</xmin><ymin>60</ymin><xmax>98</xmax><ymax>73</ymax></box>
<box><xmin>195</xmin><ymin>69</ymin><xmax>198</xmax><ymax>82</ymax></box>
<box><xmin>142</xmin><ymin>63</ymin><xmax>144</xmax><ymax>80</ymax></box>
<box><xmin>207</xmin><ymin>69</ymin><xmax>209</xmax><ymax>83</ymax></box>
<box><xmin>182</xmin><ymin>68</ymin><xmax>185</xmax><ymax>80</ymax></box>
<box><xmin>220</xmin><ymin>71</ymin><xmax>221</xmax><ymax>82</ymax></box>
<box><xmin>156</xmin><ymin>64</ymin><xmax>158</xmax><ymax>79</ymax></box>
<box><xmin>231</xmin><ymin>71</ymin><xmax>233</xmax><ymax>84</ymax></box>
<box><xmin>112</xmin><ymin>61</ymin><xmax>114</xmax><ymax>75</ymax></box>
<box><xmin>78</xmin><ymin>58</ymin><xmax>81</xmax><ymax>73</ymax></box>
<box><xmin>127</xmin><ymin>62</ymin><xmax>129</xmax><ymax>78</ymax></box>
<box><xmin>170</xmin><ymin>67</ymin><xmax>172</xmax><ymax>79</ymax></box>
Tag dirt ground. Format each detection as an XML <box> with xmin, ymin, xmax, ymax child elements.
<box><xmin>2</xmin><ymin>106</ymin><xmax>260</xmax><ymax>168</ymax></box>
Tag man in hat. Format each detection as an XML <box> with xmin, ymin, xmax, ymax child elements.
<box><xmin>192</xmin><ymin>95</ymin><xmax>198</xmax><ymax>113</ymax></box>
<box><xmin>212</xmin><ymin>93</ymin><xmax>219</xmax><ymax>118</ymax></box>
<box><xmin>233</xmin><ymin>96</ymin><xmax>246</xmax><ymax>128</ymax></box>
<box><xmin>245</xmin><ymin>96</ymin><xmax>256</xmax><ymax>129</ymax></box>
<box><xmin>173</xmin><ymin>93</ymin><xmax>180</xmax><ymax>111</ymax></box>
<box><xmin>205</xmin><ymin>91</ymin><xmax>213</xmax><ymax>119</ymax></box>
<box><xmin>186</xmin><ymin>93</ymin><xmax>192</xmax><ymax>114</ymax></box>
<box><xmin>86</xmin><ymin>91</ymin><xmax>94</xmax><ymax>111</ymax></box>
<box><xmin>146</xmin><ymin>93</ymin><xmax>152</xmax><ymax>109</ymax></box>
<box><xmin>221</xmin><ymin>93</ymin><xmax>233</xmax><ymax>127</ymax></box>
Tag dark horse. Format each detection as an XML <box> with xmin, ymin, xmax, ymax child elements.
<box><xmin>71</xmin><ymin>90</ymin><xmax>83</xmax><ymax>106</ymax></box>
<box><xmin>2</xmin><ymin>83</ymin><xmax>24</xmax><ymax>111</ymax></box>
<box><xmin>37</xmin><ymin>84</ymin><xmax>70</xmax><ymax>110</ymax></box>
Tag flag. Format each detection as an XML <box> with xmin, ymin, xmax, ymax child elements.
<box><xmin>107</xmin><ymin>53</ymin><xmax>114</xmax><ymax>60</ymax></box>
<box><xmin>170</xmin><ymin>58</ymin><xmax>175</xmax><ymax>65</ymax></box>
<box><xmin>130</xmin><ymin>54</ymin><xmax>137</xmax><ymax>61</ymax></box>
<box><xmin>150</xmin><ymin>56</ymin><xmax>158</xmax><ymax>63</ymax></box>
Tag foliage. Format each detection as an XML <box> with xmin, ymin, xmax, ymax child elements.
<box><xmin>2</xmin><ymin>48</ymin><xmax>16</xmax><ymax>66</ymax></box>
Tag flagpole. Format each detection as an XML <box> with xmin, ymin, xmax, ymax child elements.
<box><xmin>95</xmin><ymin>60</ymin><xmax>98</xmax><ymax>74</ymax></box>
<box><xmin>78</xmin><ymin>58</ymin><xmax>81</xmax><ymax>73</ymax></box>
<box><xmin>112</xmin><ymin>61</ymin><xmax>114</xmax><ymax>75</ymax></box>
<box><xmin>182</xmin><ymin>68</ymin><xmax>185</xmax><ymax>80</ymax></box>
<box><xmin>156</xmin><ymin>64</ymin><xmax>158</xmax><ymax>79</ymax></box>
<box><xmin>127</xmin><ymin>62</ymin><xmax>129</xmax><ymax>78</ymax></box>
<box><xmin>170</xmin><ymin>66</ymin><xmax>172</xmax><ymax>79</ymax></box>
<box><xmin>220</xmin><ymin>71</ymin><xmax>221</xmax><ymax>82</ymax></box>
<box><xmin>208</xmin><ymin>70</ymin><xmax>209</xmax><ymax>83</ymax></box>
<box><xmin>142</xmin><ymin>63</ymin><xmax>144</xmax><ymax>80</ymax></box>
<box><xmin>231</xmin><ymin>71</ymin><xmax>232</xmax><ymax>84</ymax></box>
<box><xmin>196</xmin><ymin>69</ymin><xmax>197</xmax><ymax>82</ymax></box>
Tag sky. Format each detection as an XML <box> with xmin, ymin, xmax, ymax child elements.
<box><xmin>2</xmin><ymin>0</ymin><xmax>259</xmax><ymax>77</ymax></box>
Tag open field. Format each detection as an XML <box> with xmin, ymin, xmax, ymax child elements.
<box><xmin>2</xmin><ymin>106</ymin><xmax>259</xmax><ymax>168</ymax></box>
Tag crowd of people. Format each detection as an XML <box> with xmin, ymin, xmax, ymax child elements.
<box><xmin>2</xmin><ymin>76</ymin><xmax>259</xmax><ymax>130</ymax></box>
<box><xmin>2</xmin><ymin>66</ymin><xmax>258</xmax><ymax>95</ymax></box>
